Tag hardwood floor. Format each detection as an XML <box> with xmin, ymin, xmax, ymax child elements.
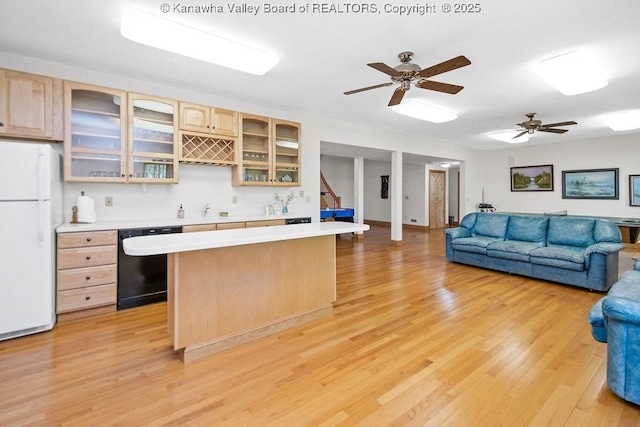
<box><xmin>1</xmin><ymin>224</ymin><xmax>639</xmax><ymax>426</ymax></box>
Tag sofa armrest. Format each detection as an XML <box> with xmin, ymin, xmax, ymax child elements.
<box><xmin>585</xmin><ymin>242</ymin><xmax>625</xmax><ymax>257</ymax></box>
<box><xmin>584</xmin><ymin>242</ymin><xmax>624</xmax><ymax>269</ymax></box>
<box><xmin>603</xmin><ymin>297</ymin><xmax>640</xmax><ymax>325</ymax></box>
<box><xmin>444</xmin><ymin>227</ymin><xmax>471</xmax><ymax>240</ymax></box>
<box><xmin>635</xmin><ymin>259</ymin><xmax>640</xmax><ymax>271</ymax></box>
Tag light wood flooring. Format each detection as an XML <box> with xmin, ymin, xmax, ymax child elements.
<box><xmin>1</xmin><ymin>224</ymin><xmax>639</xmax><ymax>426</ymax></box>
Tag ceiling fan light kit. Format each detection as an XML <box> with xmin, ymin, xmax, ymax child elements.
<box><xmin>120</xmin><ymin>6</ymin><xmax>278</xmax><ymax>75</ymax></box>
<box><xmin>534</xmin><ymin>50</ymin><xmax>608</xmax><ymax>96</ymax></box>
<box><xmin>601</xmin><ymin>110</ymin><xmax>640</xmax><ymax>131</ymax></box>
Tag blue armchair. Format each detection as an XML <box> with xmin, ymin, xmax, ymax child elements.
<box><xmin>588</xmin><ymin>259</ymin><xmax>640</xmax><ymax>405</ymax></box>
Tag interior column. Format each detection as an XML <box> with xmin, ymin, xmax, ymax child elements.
<box><xmin>391</xmin><ymin>151</ymin><xmax>403</xmax><ymax>245</ymax></box>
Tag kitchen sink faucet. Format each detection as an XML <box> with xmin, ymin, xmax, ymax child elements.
<box><xmin>201</xmin><ymin>202</ymin><xmax>211</xmax><ymax>217</ymax></box>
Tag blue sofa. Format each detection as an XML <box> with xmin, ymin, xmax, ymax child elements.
<box><xmin>588</xmin><ymin>260</ymin><xmax>640</xmax><ymax>405</ymax></box>
<box><xmin>445</xmin><ymin>213</ymin><xmax>624</xmax><ymax>291</ymax></box>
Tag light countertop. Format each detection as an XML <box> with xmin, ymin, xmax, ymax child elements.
<box><xmin>56</xmin><ymin>213</ymin><xmax>309</xmax><ymax>233</ymax></box>
<box><xmin>122</xmin><ymin>222</ymin><xmax>370</xmax><ymax>256</ymax></box>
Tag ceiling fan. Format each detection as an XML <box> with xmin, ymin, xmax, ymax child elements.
<box><xmin>513</xmin><ymin>113</ymin><xmax>577</xmax><ymax>139</ymax></box>
<box><xmin>344</xmin><ymin>51</ymin><xmax>471</xmax><ymax>107</ymax></box>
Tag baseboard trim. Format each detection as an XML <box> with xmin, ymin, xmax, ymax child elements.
<box><xmin>180</xmin><ymin>305</ymin><xmax>334</xmax><ymax>363</ymax></box>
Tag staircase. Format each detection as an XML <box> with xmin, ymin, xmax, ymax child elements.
<box><xmin>320</xmin><ymin>171</ymin><xmax>341</xmax><ymax>209</ymax></box>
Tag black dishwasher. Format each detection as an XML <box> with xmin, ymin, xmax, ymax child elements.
<box><xmin>117</xmin><ymin>226</ymin><xmax>182</xmax><ymax>310</ymax></box>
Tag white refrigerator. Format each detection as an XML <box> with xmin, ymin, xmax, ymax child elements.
<box><xmin>0</xmin><ymin>140</ymin><xmax>63</xmax><ymax>340</ymax></box>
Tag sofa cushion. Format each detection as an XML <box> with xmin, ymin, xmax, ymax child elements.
<box><xmin>594</xmin><ymin>219</ymin><xmax>623</xmax><ymax>243</ymax></box>
<box><xmin>487</xmin><ymin>240</ymin><xmax>544</xmax><ymax>262</ymax></box>
<box><xmin>547</xmin><ymin>217</ymin><xmax>596</xmax><ymax>247</ymax></box>
<box><xmin>472</xmin><ymin>213</ymin><xmax>509</xmax><ymax>239</ymax></box>
<box><xmin>529</xmin><ymin>245</ymin><xmax>586</xmax><ymax>271</ymax></box>
<box><xmin>452</xmin><ymin>236</ymin><xmax>502</xmax><ymax>255</ymax></box>
<box><xmin>506</xmin><ymin>215</ymin><xmax>548</xmax><ymax>242</ymax></box>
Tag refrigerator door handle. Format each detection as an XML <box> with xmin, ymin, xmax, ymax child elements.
<box><xmin>37</xmin><ymin>147</ymin><xmax>46</xmax><ymax>246</ymax></box>
<box><xmin>37</xmin><ymin>145</ymin><xmax>45</xmax><ymax>201</ymax></box>
<box><xmin>37</xmin><ymin>199</ymin><xmax>45</xmax><ymax>246</ymax></box>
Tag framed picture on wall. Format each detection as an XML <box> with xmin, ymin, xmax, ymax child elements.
<box><xmin>630</xmin><ymin>175</ymin><xmax>640</xmax><ymax>206</ymax></box>
<box><xmin>562</xmin><ymin>168</ymin><xmax>619</xmax><ymax>199</ymax></box>
<box><xmin>510</xmin><ymin>164</ymin><xmax>554</xmax><ymax>191</ymax></box>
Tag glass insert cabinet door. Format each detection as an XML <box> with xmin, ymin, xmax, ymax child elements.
<box><xmin>272</xmin><ymin>119</ymin><xmax>300</xmax><ymax>186</ymax></box>
<box><xmin>64</xmin><ymin>82</ymin><xmax>127</xmax><ymax>182</ymax></box>
<box><xmin>128</xmin><ymin>94</ymin><xmax>179</xmax><ymax>183</ymax></box>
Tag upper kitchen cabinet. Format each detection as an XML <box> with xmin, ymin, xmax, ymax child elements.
<box><xmin>64</xmin><ymin>82</ymin><xmax>127</xmax><ymax>182</ymax></box>
<box><xmin>233</xmin><ymin>115</ymin><xmax>301</xmax><ymax>186</ymax></box>
<box><xmin>272</xmin><ymin>119</ymin><xmax>301</xmax><ymax>186</ymax></box>
<box><xmin>0</xmin><ymin>69</ymin><xmax>63</xmax><ymax>140</ymax></box>
<box><xmin>128</xmin><ymin>93</ymin><xmax>179</xmax><ymax>183</ymax></box>
<box><xmin>179</xmin><ymin>102</ymin><xmax>237</xmax><ymax>137</ymax></box>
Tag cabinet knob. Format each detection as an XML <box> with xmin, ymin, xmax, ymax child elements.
<box><xmin>85</xmin><ymin>296</ymin><xmax>91</xmax><ymax>300</ymax></box>
<box><xmin>0</xmin><ymin>122</ymin><xmax>4</xmax><ymax>127</ymax></box>
<box><xmin>121</xmin><ymin>174</ymin><xmax>126</xmax><ymax>178</ymax></box>
<box><xmin>86</xmin><ymin>238</ymin><xmax>92</xmax><ymax>242</ymax></box>
<box><xmin>129</xmin><ymin>173</ymin><xmax>133</xmax><ymax>177</ymax></box>
<box><xmin>86</xmin><ymin>256</ymin><xmax>91</xmax><ymax>260</ymax></box>
<box><xmin>85</xmin><ymin>276</ymin><xmax>91</xmax><ymax>280</ymax></box>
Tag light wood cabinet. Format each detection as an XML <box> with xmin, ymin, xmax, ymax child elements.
<box><xmin>245</xmin><ymin>219</ymin><xmax>286</xmax><ymax>227</ymax></box>
<box><xmin>56</xmin><ymin>230</ymin><xmax>117</xmax><ymax>316</ymax></box>
<box><xmin>0</xmin><ymin>69</ymin><xmax>63</xmax><ymax>140</ymax></box>
<box><xmin>128</xmin><ymin>93</ymin><xmax>179</xmax><ymax>183</ymax></box>
<box><xmin>233</xmin><ymin>114</ymin><xmax>301</xmax><ymax>187</ymax></box>
<box><xmin>179</xmin><ymin>102</ymin><xmax>237</xmax><ymax>136</ymax></box>
<box><xmin>64</xmin><ymin>82</ymin><xmax>127</xmax><ymax>182</ymax></box>
<box><xmin>182</xmin><ymin>223</ymin><xmax>219</xmax><ymax>233</ymax></box>
<box><xmin>64</xmin><ymin>84</ymin><xmax>179</xmax><ymax>183</ymax></box>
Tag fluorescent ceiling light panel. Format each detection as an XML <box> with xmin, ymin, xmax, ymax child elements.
<box><xmin>390</xmin><ymin>100</ymin><xmax>457</xmax><ymax>123</ymax></box>
<box><xmin>120</xmin><ymin>6</ymin><xmax>278</xmax><ymax>75</ymax></box>
<box><xmin>488</xmin><ymin>130</ymin><xmax>530</xmax><ymax>144</ymax></box>
<box><xmin>602</xmin><ymin>110</ymin><xmax>640</xmax><ymax>131</ymax></box>
<box><xmin>534</xmin><ymin>50</ymin><xmax>608</xmax><ymax>96</ymax></box>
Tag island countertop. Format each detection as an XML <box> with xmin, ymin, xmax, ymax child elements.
<box><xmin>123</xmin><ymin>221</ymin><xmax>369</xmax><ymax>256</ymax></box>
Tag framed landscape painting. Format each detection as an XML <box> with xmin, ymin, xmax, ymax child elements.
<box><xmin>510</xmin><ymin>164</ymin><xmax>554</xmax><ymax>191</ymax></box>
<box><xmin>630</xmin><ymin>175</ymin><xmax>640</xmax><ymax>206</ymax></box>
<box><xmin>562</xmin><ymin>168</ymin><xmax>619</xmax><ymax>199</ymax></box>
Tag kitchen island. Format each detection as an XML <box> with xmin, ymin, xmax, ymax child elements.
<box><xmin>123</xmin><ymin>221</ymin><xmax>369</xmax><ymax>363</ymax></box>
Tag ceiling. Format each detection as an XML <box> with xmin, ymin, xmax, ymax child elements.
<box><xmin>1</xmin><ymin>0</ymin><xmax>639</xmax><ymax>158</ymax></box>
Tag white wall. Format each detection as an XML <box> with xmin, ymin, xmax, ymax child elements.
<box><xmin>320</xmin><ymin>155</ymin><xmax>354</xmax><ymax>207</ymax></box>
<box><xmin>363</xmin><ymin>160</ymin><xmax>391</xmax><ymax>222</ymax></box>
<box><xmin>480</xmin><ymin>133</ymin><xmax>639</xmax><ymax>218</ymax></box>
<box><xmin>1</xmin><ymin>52</ymin><xmax>486</xmax><ymax>225</ymax></box>
<box><xmin>403</xmin><ymin>164</ymin><xmax>427</xmax><ymax>226</ymax></box>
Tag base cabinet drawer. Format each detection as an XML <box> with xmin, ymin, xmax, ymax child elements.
<box><xmin>58</xmin><ymin>230</ymin><xmax>117</xmax><ymax>248</ymax></box>
<box><xmin>57</xmin><ymin>245</ymin><xmax>117</xmax><ymax>269</ymax></box>
<box><xmin>57</xmin><ymin>283</ymin><xmax>116</xmax><ymax>313</ymax></box>
<box><xmin>57</xmin><ymin>265</ymin><xmax>117</xmax><ymax>291</ymax></box>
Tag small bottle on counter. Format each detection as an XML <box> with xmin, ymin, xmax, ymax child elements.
<box><xmin>178</xmin><ymin>204</ymin><xmax>184</xmax><ymax>218</ymax></box>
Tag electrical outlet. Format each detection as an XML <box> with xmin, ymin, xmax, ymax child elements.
<box><xmin>306</xmin><ymin>196</ymin><xmax>310</xmax><ymax>203</ymax></box>
<box><xmin>105</xmin><ymin>196</ymin><xmax>113</xmax><ymax>207</ymax></box>
<box><xmin>299</xmin><ymin>190</ymin><xmax>304</xmax><ymax>198</ymax></box>
<box><xmin>232</xmin><ymin>195</ymin><xmax>238</xmax><ymax>204</ymax></box>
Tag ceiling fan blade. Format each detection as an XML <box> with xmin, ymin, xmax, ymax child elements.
<box><xmin>417</xmin><ymin>80</ymin><xmax>464</xmax><ymax>94</ymax></box>
<box><xmin>388</xmin><ymin>88</ymin><xmax>406</xmax><ymax>106</ymax></box>
<box><xmin>512</xmin><ymin>131</ymin><xmax>528</xmax><ymax>139</ymax></box>
<box><xmin>419</xmin><ymin>55</ymin><xmax>471</xmax><ymax>78</ymax></box>
<box><xmin>344</xmin><ymin>82</ymin><xmax>393</xmax><ymax>95</ymax></box>
<box><xmin>367</xmin><ymin>62</ymin><xmax>402</xmax><ymax>77</ymax></box>
<box><xmin>541</xmin><ymin>121</ymin><xmax>577</xmax><ymax>128</ymax></box>
<box><xmin>538</xmin><ymin>128</ymin><xmax>568</xmax><ymax>134</ymax></box>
